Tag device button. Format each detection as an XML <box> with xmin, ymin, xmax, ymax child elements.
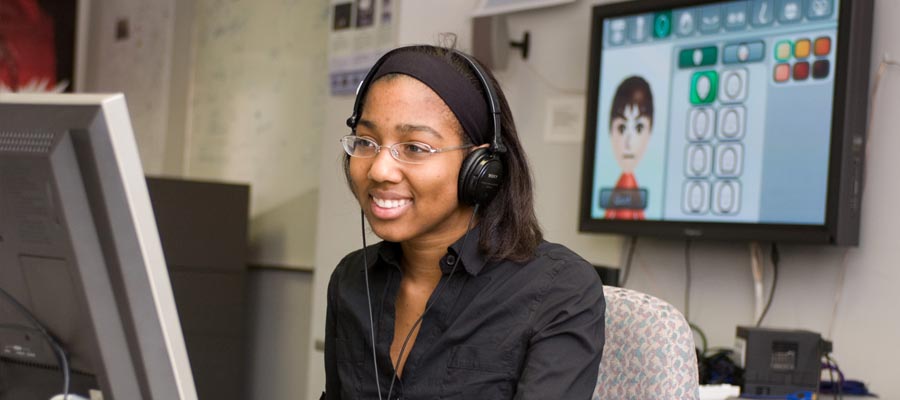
<box><xmin>691</xmin><ymin>71</ymin><xmax>718</xmax><ymax>104</ymax></box>
<box><xmin>654</xmin><ymin>11</ymin><xmax>672</xmax><ymax>38</ymax></box>
<box><xmin>778</xmin><ymin>0</ymin><xmax>804</xmax><ymax>24</ymax></box>
<box><xmin>813</xmin><ymin>60</ymin><xmax>830</xmax><ymax>79</ymax></box>
<box><xmin>685</xmin><ymin>144</ymin><xmax>714</xmax><ymax>178</ymax></box>
<box><xmin>716</xmin><ymin>143</ymin><xmax>744</xmax><ymax>177</ymax></box>
<box><xmin>724</xmin><ymin>2</ymin><xmax>749</xmax><ymax>30</ymax></box>
<box><xmin>700</xmin><ymin>5</ymin><xmax>722</xmax><ymax>33</ymax></box>
<box><xmin>682</xmin><ymin>179</ymin><xmax>710</xmax><ymax>215</ymax></box>
<box><xmin>773</xmin><ymin>63</ymin><xmax>791</xmax><ymax>82</ymax></box>
<box><xmin>674</xmin><ymin>9</ymin><xmax>696</xmax><ymax>36</ymax></box>
<box><xmin>807</xmin><ymin>0</ymin><xmax>834</xmax><ymax>20</ymax></box>
<box><xmin>629</xmin><ymin>15</ymin><xmax>652</xmax><ymax>43</ymax></box>
<box><xmin>720</xmin><ymin>68</ymin><xmax>748</xmax><ymax>103</ymax></box>
<box><xmin>814</xmin><ymin>36</ymin><xmax>832</xmax><ymax>56</ymax></box>
<box><xmin>794</xmin><ymin>39</ymin><xmax>811</xmax><ymax>59</ymax></box>
<box><xmin>793</xmin><ymin>62</ymin><xmax>810</xmax><ymax>81</ymax></box>
<box><xmin>712</xmin><ymin>180</ymin><xmax>742</xmax><ymax>215</ymax></box>
<box><xmin>751</xmin><ymin>0</ymin><xmax>775</xmax><ymax>27</ymax></box>
<box><xmin>775</xmin><ymin>40</ymin><xmax>792</xmax><ymax>61</ymax></box>
<box><xmin>680</xmin><ymin>47</ymin><xmax>718</xmax><ymax>68</ymax></box>
<box><xmin>717</xmin><ymin>106</ymin><xmax>745</xmax><ymax>140</ymax></box>
<box><xmin>688</xmin><ymin>107</ymin><xmax>716</xmax><ymax>142</ymax></box>
<box><xmin>608</xmin><ymin>19</ymin><xmax>627</xmax><ymax>46</ymax></box>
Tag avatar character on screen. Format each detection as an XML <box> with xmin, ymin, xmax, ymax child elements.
<box><xmin>604</xmin><ymin>76</ymin><xmax>653</xmax><ymax>220</ymax></box>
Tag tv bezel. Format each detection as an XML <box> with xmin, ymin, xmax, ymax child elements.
<box><xmin>578</xmin><ymin>0</ymin><xmax>873</xmax><ymax>245</ymax></box>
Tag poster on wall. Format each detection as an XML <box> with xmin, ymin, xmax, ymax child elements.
<box><xmin>0</xmin><ymin>0</ymin><xmax>79</xmax><ymax>93</ymax></box>
<box><xmin>329</xmin><ymin>0</ymin><xmax>398</xmax><ymax>95</ymax></box>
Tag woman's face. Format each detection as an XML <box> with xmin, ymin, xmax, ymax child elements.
<box><xmin>610</xmin><ymin>103</ymin><xmax>652</xmax><ymax>173</ymax></box>
<box><xmin>350</xmin><ymin>75</ymin><xmax>473</xmax><ymax>245</ymax></box>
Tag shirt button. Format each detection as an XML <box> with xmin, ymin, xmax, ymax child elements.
<box><xmin>446</xmin><ymin>255</ymin><xmax>457</xmax><ymax>265</ymax></box>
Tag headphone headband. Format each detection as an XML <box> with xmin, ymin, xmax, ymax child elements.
<box><xmin>346</xmin><ymin>46</ymin><xmax>505</xmax><ymax>153</ymax></box>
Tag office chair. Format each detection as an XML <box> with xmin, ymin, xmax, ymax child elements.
<box><xmin>594</xmin><ymin>286</ymin><xmax>700</xmax><ymax>400</ymax></box>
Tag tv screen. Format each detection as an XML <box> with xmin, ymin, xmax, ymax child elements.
<box><xmin>579</xmin><ymin>0</ymin><xmax>873</xmax><ymax>245</ymax></box>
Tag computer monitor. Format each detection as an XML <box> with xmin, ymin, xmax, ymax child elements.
<box><xmin>0</xmin><ymin>93</ymin><xmax>197</xmax><ymax>399</ymax></box>
<box><xmin>579</xmin><ymin>0</ymin><xmax>873</xmax><ymax>245</ymax></box>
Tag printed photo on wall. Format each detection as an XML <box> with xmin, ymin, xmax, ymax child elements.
<box><xmin>333</xmin><ymin>3</ymin><xmax>353</xmax><ymax>30</ymax></box>
<box><xmin>356</xmin><ymin>0</ymin><xmax>374</xmax><ymax>28</ymax></box>
<box><xmin>0</xmin><ymin>0</ymin><xmax>77</xmax><ymax>93</ymax></box>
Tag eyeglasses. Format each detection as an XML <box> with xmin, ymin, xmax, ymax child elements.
<box><xmin>340</xmin><ymin>135</ymin><xmax>473</xmax><ymax>164</ymax></box>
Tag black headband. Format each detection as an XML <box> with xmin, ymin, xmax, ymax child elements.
<box><xmin>362</xmin><ymin>49</ymin><xmax>491</xmax><ymax>146</ymax></box>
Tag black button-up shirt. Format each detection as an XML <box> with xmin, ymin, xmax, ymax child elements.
<box><xmin>324</xmin><ymin>231</ymin><xmax>605</xmax><ymax>399</ymax></box>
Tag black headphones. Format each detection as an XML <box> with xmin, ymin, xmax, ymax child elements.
<box><xmin>346</xmin><ymin>47</ymin><xmax>506</xmax><ymax>206</ymax></box>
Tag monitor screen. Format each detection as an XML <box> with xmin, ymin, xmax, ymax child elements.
<box><xmin>0</xmin><ymin>93</ymin><xmax>197</xmax><ymax>399</ymax></box>
<box><xmin>580</xmin><ymin>0</ymin><xmax>873</xmax><ymax>244</ymax></box>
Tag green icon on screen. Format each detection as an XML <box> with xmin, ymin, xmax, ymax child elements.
<box><xmin>690</xmin><ymin>71</ymin><xmax>718</xmax><ymax>104</ymax></box>
<box><xmin>654</xmin><ymin>11</ymin><xmax>672</xmax><ymax>38</ymax></box>
<box><xmin>678</xmin><ymin>47</ymin><xmax>718</xmax><ymax>68</ymax></box>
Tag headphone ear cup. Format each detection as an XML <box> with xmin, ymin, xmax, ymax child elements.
<box><xmin>458</xmin><ymin>148</ymin><xmax>504</xmax><ymax>205</ymax></box>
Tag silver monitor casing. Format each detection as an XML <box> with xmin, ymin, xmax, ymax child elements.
<box><xmin>0</xmin><ymin>93</ymin><xmax>197</xmax><ymax>400</ymax></box>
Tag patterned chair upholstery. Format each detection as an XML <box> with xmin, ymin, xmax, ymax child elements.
<box><xmin>594</xmin><ymin>286</ymin><xmax>700</xmax><ymax>400</ymax></box>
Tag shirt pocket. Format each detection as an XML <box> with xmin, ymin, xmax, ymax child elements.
<box><xmin>441</xmin><ymin>345</ymin><xmax>518</xmax><ymax>400</ymax></box>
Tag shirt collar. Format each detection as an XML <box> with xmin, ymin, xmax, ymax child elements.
<box><xmin>370</xmin><ymin>228</ymin><xmax>488</xmax><ymax>277</ymax></box>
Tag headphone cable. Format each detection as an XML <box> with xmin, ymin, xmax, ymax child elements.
<box><xmin>385</xmin><ymin>204</ymin><xmax>480</xmax><ymax>400</ymax></box>
<box><xmin>360</xmin><ymin>210</ymin><xmax>384</xmax><ymax>400</ymax></box>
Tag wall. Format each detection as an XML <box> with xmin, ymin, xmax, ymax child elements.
<box><xmin>83</xmin><ymin>0</ymin><xmax>177</xmax><ymax>175</ymax></box>
<box><xmin>185</xmin><ymin>0</ymin><xmax>328</xmax><ymax>268</ymax></box>
<box><xmin>306</xmin><ymin>0</ymin><xmax>900</xmax><ymax>398</ymax></box>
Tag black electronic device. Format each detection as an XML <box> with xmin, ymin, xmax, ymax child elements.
<box><xmin>579</xmin><ymin>0</ymin><xmax>874</xmax><ymax>245</ymax></box>
<box><xmin>346</xmin><ymin>46</ymin><xmax>506</xmax><ymax>206</ymax></box>
<box><xmin>735</xmin><ymin>326</ymin><xmax>831</xmax><ymax>396</ymax></box>
<box><xmin>0</xmin><ymin>93</ymin><xmax>197</xmax><ymax>399</ymax></box>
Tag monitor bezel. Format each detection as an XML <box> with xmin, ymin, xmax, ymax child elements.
<box><xmin>0</xmin><ymin>93</ymin><xmax>198</xmax><ymax>399</ymax></box>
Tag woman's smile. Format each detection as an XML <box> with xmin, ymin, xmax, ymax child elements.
<box><xmin>369</xmin><ymin>194</ymin><xmax>413</xmax><ymax>219</ymax></box>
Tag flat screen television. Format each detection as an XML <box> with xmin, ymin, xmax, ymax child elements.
<box><xmin>0</xmin><ymin>93</ymin><xmax>197</xmax><ymax>399</ymax></box>
<box><xmin>579</xmin><ymin>0</ymin><xmax>873</xmax><ymax>245</ymax></box>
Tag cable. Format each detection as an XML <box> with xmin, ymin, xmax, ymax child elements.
<box><xmin>684</xmin><ymin>239</ymin><xmax>692</xmax><ymax>322</ymax></box>
<box><xmin>749</xmin><ymin>241</ymin><xmax>765</xmax><ymax>323</ymax></box>
<box><xmin>618</xmin><ymin>236</ymin><xmax>637</xmax><ymax>287</ymax></box>
<box><xmin>862</xmin><ymin>55</ymin><xmax>900</xmax><ymax>195</ymax></box>
<box><xmin>822</xmin><ymin>354</ymin><xmax>845</xmax><ymax>400</ymax></box>
<box><xmin>690</xmin><ymin>323</ymin><xmax>708</xmax><ymax>356</ymax></box>
<box><xmin>755</xmin><ymin>243</ymin><xmax>779</xmax><ymax>327</ymax></box>
<box><xmin>826</xmin><ymin>357</ymin><xmax>837</xmax><ymax>400</ymax></box>
<box><xmin>386</xmin><ymin>204</ymin><xmax>481</xmax><ymax>400</ymax></box>
<box><xmin>360</xmin><ymin>211</ymin><xmax>384</xmax><ymax>400</ymax></box>
<box><xmin>0</xmin><ymin>286</ymin><xmax>70</xmax><ymax>400</ymax></box>
<box><xmin>827</xmin><ymin>248</ymin><xmax>851</xmax><ymax>339</ymax></box>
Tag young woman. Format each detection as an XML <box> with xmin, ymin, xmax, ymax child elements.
<box><xmin>324</xmin><ymin>44</ymin><xmax>605</xmax><ymax>400</ymax></box>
